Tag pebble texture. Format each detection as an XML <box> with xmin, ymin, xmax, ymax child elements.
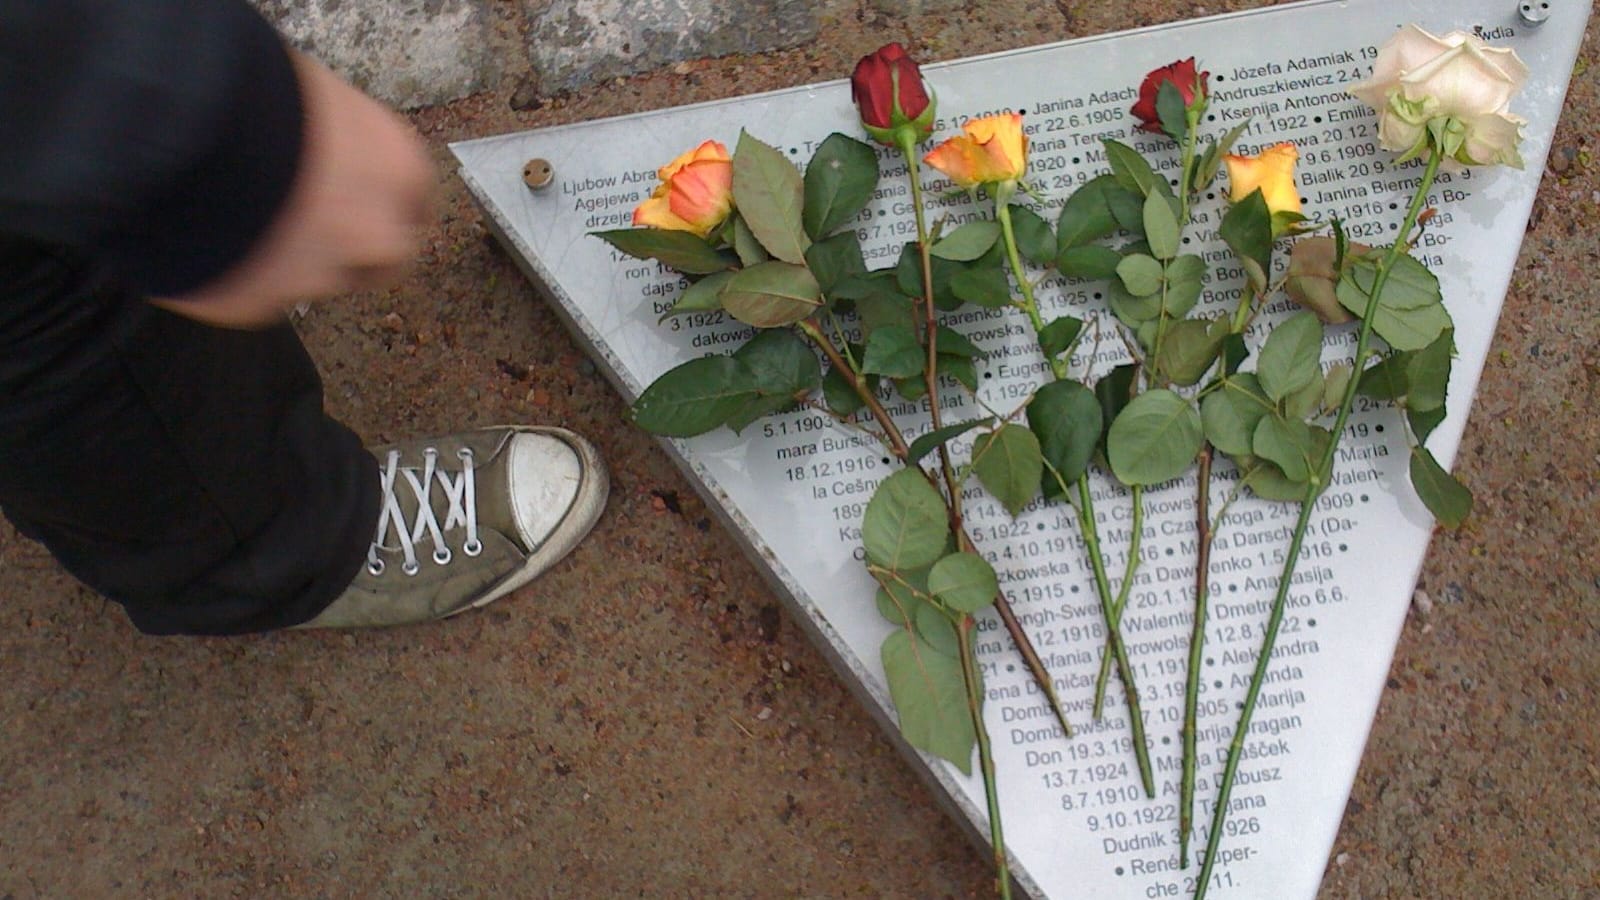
<box><xmin>2</xmin><ymin>2</ymin><xmax>1597</xmax><ymax>898</ymax></box>
<box><xmin>524</xmin><ymin>0</ymin><xmax>821</xmax><ymax>93</ymax></box>
<box><xmin>254</xmin><ymin>0</ymin><xmax>502</xmax><ymax>108</ymax></box>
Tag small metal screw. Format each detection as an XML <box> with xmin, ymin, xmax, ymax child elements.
<box><xmin>1518</xmin><ymin>0</ymin><xmax>1550</xmax><ymax>25</ymax></box>
<box><xmin>522</xmin><ymin>157</ymin><xmax>554</xmax><ymax>190</ymax></box>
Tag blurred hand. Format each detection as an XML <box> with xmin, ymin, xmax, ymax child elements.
<box><xmin>151</xmin><ymin>50</ymin><xmax>435</xmax><ymax>328</ymax></box>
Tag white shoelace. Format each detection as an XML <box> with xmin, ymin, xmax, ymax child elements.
<box><xmin>366</xmin><ymin>447</ymin><xmax>483</xmax><ymax>576</ymax></box>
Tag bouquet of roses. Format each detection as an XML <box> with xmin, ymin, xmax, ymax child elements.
<box><xmin>592</xmin><ymin>24</ymin><xmax>1527</xmax><ymax>899</ymax></box>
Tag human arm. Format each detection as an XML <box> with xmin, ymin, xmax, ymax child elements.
<box><xmin>0</xmin><ymin>0</ymin><xmax>434</xmax><ymax>328</ymax></box>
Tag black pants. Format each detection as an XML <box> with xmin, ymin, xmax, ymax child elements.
<box><xmin>0</xmin><ymin>240</ymin><xmax>380</xmax><ymax>635</ymax></box>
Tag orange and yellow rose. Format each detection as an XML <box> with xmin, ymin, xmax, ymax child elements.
<box><xmin>632</xmin><ymin>140</ymin><xmax>735</xmax><ymax>237</ymax></box>
<box><xmin>923</xmin><ymin>113</ymin><xmax>1028</xmax><ymax>190</ymax></box>
<box><xmin>1223</xmin><ymin>143</ymin><xmax>1302</xmax><ymax>233</ymax></box>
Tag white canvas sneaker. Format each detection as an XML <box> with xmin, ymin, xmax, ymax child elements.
<box><xmin>296</xmin><ymin>426</ymin><xmax>607</xmax><ymax>628</ymax></box>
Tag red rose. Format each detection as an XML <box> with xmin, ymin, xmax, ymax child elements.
<box><xmin>1131</xmin><ymin>58</ymin><xmax>1209</xmax><ymax>135</ymax></box>
<box><xmin>851</xmin><ymin>43</ymin><xmax>935</xmax><ymax>147</ymax></box>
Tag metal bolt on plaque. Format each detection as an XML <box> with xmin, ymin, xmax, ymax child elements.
<box><xmin>1519</xmin><ymin>0</ymin><xmax>1551</xmax><ymax>24</ymax></box>
<box><xmin>522</xmin><ymin>158</ymin><xmax>554</xmax><ymax>190</ymax></box>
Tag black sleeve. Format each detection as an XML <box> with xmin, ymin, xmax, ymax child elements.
<box><xmin>0</xmin><ymin>0</ymin><xmax>305</xmax><ymax>297</ymax></box>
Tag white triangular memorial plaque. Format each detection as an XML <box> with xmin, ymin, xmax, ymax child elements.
<box><xmin>452</xmin><ymin>1</ymin><xmax>1589</xmax><ymax>896</ymax></box>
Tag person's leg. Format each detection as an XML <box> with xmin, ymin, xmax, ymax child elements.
<box><xmin>0</xmin><ymin>237</ymin><xmax>379</xmax><ymax>635</ymax></box>
<box><xmin>1</xmin><ymin>237</ymin><xmax>610</xmax><ymax>635</ymax></box>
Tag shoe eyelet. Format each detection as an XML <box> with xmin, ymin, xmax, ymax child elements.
<box><xmin>457</xmin><ymin>447</ymin><xmax>473</xmax><ymax>462</ymax></box>
<box><xmin>367</xmin><ymin>558</ymin><xmax>386</xmax><ymax>576</ymax></box>
<box><xmin>433</xmin><ymin>547</ymin><xmax>452</xmax><ymax>565</ymax></box>
<box><xmin>463</xmin><ymin>539</ymin><xmax>483</xmax><ymax>557</ymax></box>
<box><xmin>402</xmin><ymin>560</ymin><xmax>421</xmax><ymax>576</ymax></box>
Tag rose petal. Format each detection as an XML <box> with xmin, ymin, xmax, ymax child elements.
<box><xmin>1399</xmin><ymin>43</ymin><xmax>1518</xmax><ymax>118</ymax></box>
<box><xmin>633</xmin><ymin>195</ymin><xmax>697</xmax><ymax>232</ymax></box>
<box><xmin>1376</xmin><ymin>108</ymin><xmax>1428</xmax><ymax>156</ymax></box>
<box><xmin>1458</xmin><ymin>111</ymin><xmax>1525</xmax><ymax>167</ymax></box>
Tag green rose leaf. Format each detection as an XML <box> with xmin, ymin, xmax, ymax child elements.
<box><xmin>951</xmin><ymin>266</ymin><xmax>1014</xmax><ymax>309</ymax></box>
<box><xmin>1143</xmin><ymin>190</ymin><xmax>1181</xmax><ymax>260</ymax></box>
<box><xmin>894</xmin><ymin>375</ymin><xmax>927</xmax><ymax>403</ymax></box>
<box><xmin>1156</xmin><ymin>317</ymin><xmax>1225</xmax><ymax>387</ymax></box>
<box><xmin>1219</xmin><ymin>190</ymin><xmax>1272</xmax><ymax>292</ymax></box>
<box><xmin>928</xmin><ymin>552</ymin><xmax>1000</xmax><ymax>614</ymax></box>
<box><xmin>803</xmin><ymin>230</ymin><xmax>868</xmax><ymax>297</ymax></box>
<box><xmin>1155</xmin><ymin>80</ymin><xmax>1189</xmax><ymax>144</ymax></box>
<box><xmin>1057</xmin><ymin>175</ymin><xmax>1121</xmax><ymax>251</ymax></box>
<box><xmin>1320</xmin><ymin>362</ymin><xmax>1354</xmax><ymax>415</ymax></box>
<box><xmin>875</xmin><ymin>578</ymin><xmax>927</xmax><ymax>628</ymax></box>
<box><xmin>1039</xmin><ymin>316</ymin><xmax>1084</xmax><ymax>362</ymax></box>
<box><xmin>1201</xmin><ymin>373</ymin><xmax>1272</xmax><ymax>456</ymax></box>
<box><xmin>724</xmin><ymin>329</ymin><xmax>823</xmax><ymax>433</ymax></box>
<box><xmin>1095</xmin><ymin>363</ymin><xmax>1140</xmax><ymax>451</ymax></box>
<box><xmin>1196</xmin><ymin>122</ymin><xmax>1251</xmax><ymax>190</ymax></box>
<box><xmin>733</xmin><ymin>130</ymin><xmax>810</xmax><ymax>264</ymax></box>
<box><xmin>731</xmin><ymin>214</ymin><xmax>770</xmax><ymax>267</ymax></box>
<box><xmin>1106</xmin><ymin>185</ymin><xmax>1147</xmax><ymax>236</ymax></box>
<box><xmin>907</xmin><ymin>419</ymin><xmax>989</xmax><ymax>466</ymax></box>
<box><xmin>1117</xmin><ymin>253</ymin><xmax>1164</xmax><ymax>298</ymax></box>
<box><xmin>861</xmin><ymin>324</ymin><xmax>924</xmax><ymax>378</ymax></box>
<box><xmin>1107</xmin><ymin>388</ymin><xmax>1204</xmax><ymax>486</ymax></box>
<box><xmin>1252</xmin><ymin>414</ymin><xmax>1315</xmax><ymax>482</ymax></box>
<box><xmin>1057</xmin><ymin>244</ymin><xmax>1124</xmax><ymax>281</ymax></box>
<box><xmin>1240</xmin><ymin>457</ymin><xmax>1311</xmax><ymax>502</ymax></box>
<box><xmin>1008</xmin><ymin>204</ymin><xmax>1056</xmax><ymax>266</ymax></box>
<box><xmin>1336</xmin><ymin>253</ymin><xmax>1451</xmax><ymax>351</ymax></box>
<box><xmin>1356</xmin><ymin>350</ymin><xmax>1412</xmax><ymax>402</ymax></box>
<box><xmin>931</xmin><ymin>221</ymin><xmax>1003</xmax><ymax>261</ymax></box>
<box><xmin>1107</xmin><ymin>278</ymin><xmax>1162</xmax><ymax>327</ymax></box>
<box><xmin>972</xmin><ymin>424</ymin><xmax>1043</xmax><ymax>516</ymax></box>
<box><xmin>863</xmin><ymin>468</ymin><xmax>951</xmax><ymax>570</ymax></box>
<box><xmin>934</xmin><ymin>326</ymin><xmax>985</xmax><ymax>359</ymax></box>
<box><xmin>1409</xmin><ymin>404</ymin><xmax>1448</xmax><ymax>443</ymax></box>
<box><xmin>802</xmin><ymin>133</ymin><xmax>879</xmax><ymax>241</ymax></box>
<box><xmin>1256</xmin><ymin>311</ymin><xmax>1324</xmax><ymax>403</ymax></box>
<box><xmin>1028</xmin><ymin>378</ymin><xmax>1103</xmax><ymax>494</ymax></box>
<box><xmin>593</xmin><ymin>228</ymin><xmax>738</xmax><ymax>275</ymax></box>
<box><xmin>914</xmin><ymin>604</ymin><xmax>962</xmax><ymax>657</ymax></box>
<box><xmin>1409</xmin><ymin>446</ymin><xmax>1472</xmax><ymax>529</ymax></box>
<box><xmin>1163</xmin><ymin>254</ymin><xmax>1207</xmax><ymax>319</ymax></box>
<box><xmin>1105</xmin><ymin>139</ymin><xmax>1161</xmax><ymax>197</ymax></box>
<box><xmin>631</xmin><ymin>355</ymin><xmax>758</xmax><ymax>437</ymax></box>
<box><xmin>721</xmin><ymin>261</ymin><xmax>823</xmax><ymax>328</ymax></box>
<box><xmin>939</xmin><ymin>355</ymin><xmax>979</xmax><ymax>391</ymax></box>
<box><xmin>1406</xmin><ymin>330</ymin><xmax>1454</xmax><ymax>413</ymax></box>
<box><xmin>1282</xmin><ymin>364</ymin><xmax>1326</xmax><ymax>421</ymax></box>
<box><xmin>881</xmin><ymin>629</ymin><xmax>975</xmax><ymax>774</ymax></box>
<box><xmin>825</xmin><ymin>355</ymin><xmax>876</xmax><ymax>416</ymax></box>
<box><xmin>856</xmin><ymin>288</ymin><xmax>917</xmax><ymax>340</ymax></box>
<box><xmin>662</xmin><ymin>271</ymin><xmax>733</xmax><ymax>319</ymax></box>
<box><xmin>1221</xmin><ymin>332</ymin><xmax>1250</xmax><ymax>376</ymax></box>
<box><xmin>896</xmin><ymin>243</ymin><xmax>964</xmax><ymax>310</ymax></box>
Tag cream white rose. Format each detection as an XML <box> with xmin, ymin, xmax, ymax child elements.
<box><xmin>1349</xmin><ymin>24</ymin><xmax>1528</xmax><ymax>167</ymax></box>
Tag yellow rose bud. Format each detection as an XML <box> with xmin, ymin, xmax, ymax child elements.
<box><xmin>1224</xmin><ymin>143</ymin><xmax>1302</xmax><ymax>228</ymax></box>
<box><xmin>923</xmin><ymin>112</ymin><xmax>1028</xmax><ymax>189</ymax></box>
<box><xmin>632</xmin><ymin>140</ymin><xmax>735</xmax><ymax>237</ymax></box>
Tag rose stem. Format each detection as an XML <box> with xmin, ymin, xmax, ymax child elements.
<box><xmin>1092</xmin><ymin>484</ymin><xmax>1143</xmax><ymax>718</ymax></box>
<box><xmin>1178</xmin><ymin>444</ymin><xmax>1212</xmax><ymax>868</ymax></box>
<box><xmin>804</xmin><ymin>305</ymin><xmax>1020</xmax><ymax>894</ymax></box>
<box><xmin>1074</xmin><ymin>479</ymin><xmax>1156</xmax><ymax>797</ymax></box>
<box><xmin>1192</xmin><ymin>147</ymin><xmax>1443</xmax><ymax>899</ymax></box>
<box><xmin>897</xmin><ymin>143</ymin><xmax>1076</xmax><ymax>740</ymax></box>
<box><xmin>959</xmin><ymin>613</ymin><xmax>1013</xmax><ymax>900</ymax></box>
